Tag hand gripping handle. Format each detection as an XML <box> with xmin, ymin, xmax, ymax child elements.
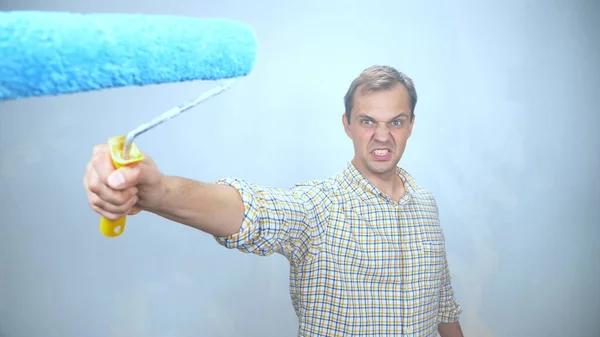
<box><xmin>99</xmin><ymin>135</ymin><xmax>145</xmax><ymax>237</ymax></box>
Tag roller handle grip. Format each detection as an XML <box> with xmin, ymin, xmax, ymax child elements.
<box><xmin>98</xmin><ymin>135</ymin><xmax>145</xmax><ymax>238</ymax></box>
<box><xmin>99</xmin><ymin>158</ymin><xmax>128</xmax><ymax>237</ymax></box>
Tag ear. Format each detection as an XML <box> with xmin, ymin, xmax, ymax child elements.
<box><xmin>408</xmin><ymin>114</ymin><xmax>416</xmax><ymax>138</ymax></box>
<box><xmin>342</xmin><ymin>113</ymin><xmax>351</xmax><ymax>137</ymax></box>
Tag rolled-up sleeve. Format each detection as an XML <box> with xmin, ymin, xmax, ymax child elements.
<box><xmin>213</xmin><ymin>177</ymin><xmax>327</xmax><ymax>264</ymax></box>
<box><xmin>438</xmin><ymin>254</ymin><xmax>462</xmax><ymax>323</ymax></box>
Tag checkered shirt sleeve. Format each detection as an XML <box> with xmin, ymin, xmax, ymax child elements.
<box><xmin>438</xmin><ymin>248</ymin><xmax>462</xmax><ymax>323</ymax></box>
<box><xmin>213</xmin><ymin>177</ymin><xmax>328</xmax><ymax>264</ymax></box>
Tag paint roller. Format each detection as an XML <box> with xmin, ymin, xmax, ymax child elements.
<box><xmin>0</xmin><ymin>10</ymin><xmax>258</xmax><ymax>237</ymax></box>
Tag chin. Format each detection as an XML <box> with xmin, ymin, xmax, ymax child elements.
<box><xmin>365</xmin><ymin>161</ymin><xmax>398</xmax><ymax>175</ymax></box>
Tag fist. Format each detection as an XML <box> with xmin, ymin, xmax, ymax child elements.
<box><xmin>83</xmin><ymin>144</ymin><xmax>164</xmax><ymax>221</ymax></box>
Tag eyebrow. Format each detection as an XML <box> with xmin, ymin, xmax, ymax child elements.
<box><xmin>356</xmin><ymin>112</ymin><xmax>410</xmax><ymax>120</ymax></box>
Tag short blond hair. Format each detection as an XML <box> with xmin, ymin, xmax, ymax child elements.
<box><xmin>344</xmin><ymin>65</ymin><xmax>417</xmax><ymax>122</ymax></box>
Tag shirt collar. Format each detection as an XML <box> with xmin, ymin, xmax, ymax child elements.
<box><xmin>341</xmin><ymin>161</ymin><xmax>420</xmax><ymax>203</ymax></box>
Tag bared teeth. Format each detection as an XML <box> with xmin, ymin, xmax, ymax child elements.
<box><xmin>373</xmin><ymin>150</ymin><xmax>389</xmax><ymax>156</ymax></box>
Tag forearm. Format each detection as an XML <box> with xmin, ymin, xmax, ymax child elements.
<box><xmin>438</xmin><ymin>321</ymin><xmax>463</xmax><ymax>337</ymax></box>
<box><xmin>147</xmin><ymin>175</ymin><xmax>245</xmax><ymax>237</ymax></box>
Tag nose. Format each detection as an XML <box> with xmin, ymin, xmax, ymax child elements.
<box><xmin>373</xmin><ymin>123</ymin><xmax>391</xmax><ymax>142</ymax></box>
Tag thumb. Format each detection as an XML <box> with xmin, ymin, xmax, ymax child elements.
<box><xmin>107</xmin><ymin>166</ymin><xmax>141</xmax><ymax>190</ymax></box>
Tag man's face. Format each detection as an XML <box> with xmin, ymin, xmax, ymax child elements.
<box><xmin>343</xmin><ymin>83</ymin><xmax>414</xmax><ymax>178</ymax></box>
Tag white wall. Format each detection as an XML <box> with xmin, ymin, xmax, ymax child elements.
<box><xmin>1</xmin><ymin>0</ymin><xmax>598</xmax><ymax>336</ymax></box>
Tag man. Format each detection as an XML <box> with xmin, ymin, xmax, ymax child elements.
<box><xmin>83</xmin><ymin>65</ymin><xmax>463</xmax><ymax>336</ymax></box>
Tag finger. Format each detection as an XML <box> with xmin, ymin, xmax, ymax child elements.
<box><xmin>88</xmin><ymin>185</ymin><xmax>139</xmax><ymax>212</ymax></box>
<box><xmin>83</xmin><ymin>160</ymin><xmax>94</xmax><ymax>189</ymax></box>
<box><xmin>87</xmin><ymin>189</ymin><xmax>139</xmax><ymax>216</ymax></box>
<box><xmin>90</xmin><ymin>144</ymin><xmax>142</xmax><ymax>191</ymax></box>
<box><xmin>107</xmin><ymin>166</ymin><xmax>143</xmax><ymax>190</ymax></box>
<box><xmin>104</xmin><ymin>185</ymin><xmax>139</xmax><ymax>206</ymax></box>
<box><xmin>87</xmin><ymin>167</ymin><xmax>139</xmax><ymax>207</ymax></box>
<box><xmin>91</xmin><ymin>203</ymin><xmax>123</xmax><ymax>221</ymax></box>
<box><xmin>92</xmin><ymin>144</ymin><xmax>107</xmax><ymax>156</ymax></box>
<box><xmin>91</xmin><ymin>146</ymin><xmax>118</xmax><ymax>184</ymax></box>
<box><xmin>88</xmin><ymin>191</ymin><xmax>121</xmax><ymax>220</ymax></box>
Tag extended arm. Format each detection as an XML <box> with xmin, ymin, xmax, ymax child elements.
<box><xmin>146</xmin><ymin>174</ymin><xmax>327</xmax><ymax>261</ymax></box>
<box><xmin>85</xmin><ymin>144</ymin><xmax>325</xmax><ymax>262</ymax></box>
<box><xmin>437</xmin><ymin>247</ymin><xmax>463</xmax><ymax>337</ymax></box>
<box><xmin>146</xmin><ymin>175</ymin><xmax>245</xmax><ymax>237</ymax></box>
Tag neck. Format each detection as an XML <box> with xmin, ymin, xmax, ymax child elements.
<box><xmin>352</xmin><ymin>159</ymin><xmax>406</xmax><ymax>201</ymax></box>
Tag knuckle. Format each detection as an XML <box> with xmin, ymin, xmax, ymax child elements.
<box><xmin>91</xmin><ymin>205</ymin><xmax>106</xmax><ymax>218</ymax></box>
<box><xmin>91</xmin><ymin>147</ymin><xmax>109</xmax><ymax>166</ymax></box>
<box><xmin>92</xmin><ymin>144</ymin><xmax>106</xmax><ymax>156</ymax></box>
<box><xmin>90</xmin><ymin>200</ymin><xmax>102</xmax><ymax>209</ymax></box>
<box><xmin>83</xmin><ymin>165</ymin><xmax>93</xmax><ymax>188</ymax></box>
<box><xmin>87</xmin><ymin>171</ymin><xmax>103</xmax><ymax>194</ymax></box>
<box><xmin>91</xmin><ymin>152</ymin><xmax>102</xmax><ymax>166</ymax></box>
<box><xmin>88</xmin><ymin>193</ymin><xmax>102</xmax><ymax>208</ymax></box>
<box><xmin>114</xmin><ymin>197</ymin><xmax>137</xmax><ymax>214</ymax></box>
<box><xmin>87</xmin><ymin>180</ymin><xmax>100</xmax><ymax>194</ymax></box>
<box><xmin>115</xmin><ymin>193</ymin><xmax>130</xmax><ymax>205</ymax></box>
<box><xmin>91</xmin><ymin>205</ymin><xmax>101</xmax><ymax>214</ymax></box>
<box><xmin>127</xmin><ymin>187</ymin><xmax>139</xmax><ymax>198</ymax></box>
<box><xmin>110</xmin><ymin>190</ymin><xmax>130</xmax><ymax>205</ymax></box>
<box><xmin>131</xmin><ymin>167</ymin><xmax>142</xmax><ymax>181</ymax></box>
<box><xmin>128</xmin><ymin>195</ymin><xmax>139</xmax><ymax>207</ymax></box>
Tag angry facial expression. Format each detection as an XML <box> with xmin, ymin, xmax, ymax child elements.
<box><xmin>343</xmin><ymin>83</ymin><xmax>415</xmax><ymax>179</ymax></box>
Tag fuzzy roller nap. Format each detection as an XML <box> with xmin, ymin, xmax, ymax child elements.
<box><xmin>0</xmin><ymin>11</ymin><xmax>258</xmax><ymax>237</ymax></box>
<box><xmin>0</xmin><ymin>11</ymin><xmax>258</xmax><ymax>100</ymax></box>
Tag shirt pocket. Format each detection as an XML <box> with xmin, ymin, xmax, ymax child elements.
<box><xmin>414</xmin><ymin>240</ymin><xmax>446</xmax><ymax>296</ymax></box>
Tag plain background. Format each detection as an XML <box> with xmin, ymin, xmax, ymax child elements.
<box><xmin>1</xmin><ymin>0</ymin><xmax>599</xmax><ymax>336</ymax></box>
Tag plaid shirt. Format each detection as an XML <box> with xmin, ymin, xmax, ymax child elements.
<box><xmin>214</xmin><ymin>162</ymin><xmax>461</xmax><ymax>336</ymax></box>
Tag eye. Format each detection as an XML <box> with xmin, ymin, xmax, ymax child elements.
<box><xmin>391</xmin><ymin>120</ymin><xmax>403</xmax><ymax>126</ymax></box>
<box><xmin>361</xmin><ymin>119</ymin><xmax>374</xmax><ymax>125</ymax></box>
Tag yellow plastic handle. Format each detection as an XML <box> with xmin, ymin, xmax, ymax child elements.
<box><xmin>99</xmin><ymin>135</ymin><xmax>145</xmax><ymax>238</ymax></box>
